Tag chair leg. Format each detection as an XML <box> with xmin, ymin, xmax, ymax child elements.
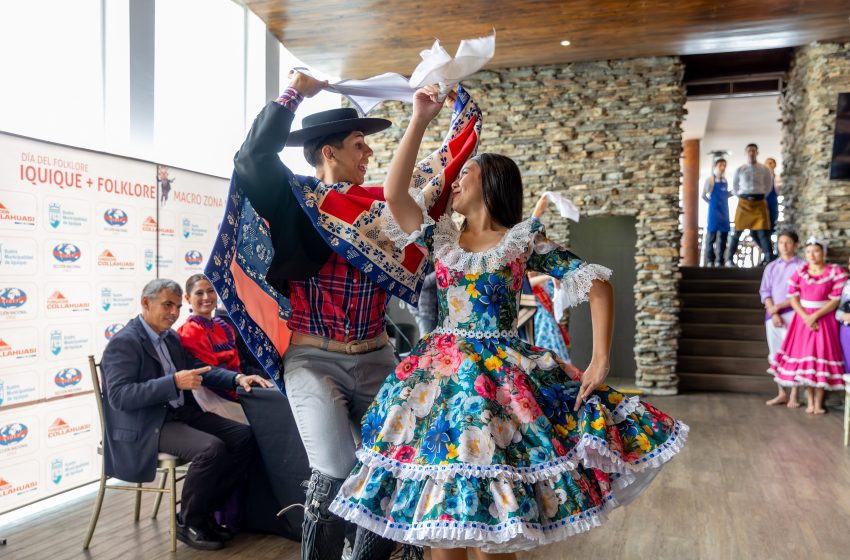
<box><xmin>83</xmin><ymin>473</ymin><xmax>108</xmax><ymax>549</ymax></box>
<box><xmin>134</xmin><ymin>483</ymin><xmax>142</xmax><ymax>522</ymax></box>
<box><xmin>151</xmin><ymin>470</ymin><xmax>167</xmax><ymax>519</ymax></box>
<box><xmin>844</xmin><ymin>394</ymin><xmax>849</xmax><ymax>447</ymax></box>
<box><xmin>169</xmin><ymin>467</ymin><xmax>178</xmax><ymax>552</ymax></box>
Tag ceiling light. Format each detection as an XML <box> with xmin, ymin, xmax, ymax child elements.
<box><xmin>560</xmin><ymin>40</ymin><xmax>571</xmax><ymax>47</ymax></box>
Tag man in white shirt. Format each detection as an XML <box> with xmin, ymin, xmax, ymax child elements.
<box><xmin>725</xmin><ymin>143</ymin><xmax>774</xmax><ymax>266</ymax></box>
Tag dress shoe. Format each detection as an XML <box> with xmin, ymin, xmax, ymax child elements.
<box><xmin>176</xmin><ymin>524</ymin><xmax>225</xmax><ymax>550</ymax></box>
<box><xmin>206</xmin><ymin>518</ymin><xmax>235</xmax><ymax>541</ymax></box>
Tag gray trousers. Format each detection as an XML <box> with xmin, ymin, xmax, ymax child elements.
<box><xmin>283</xmin><ymin>344</ymin><xmax>397</xmax><ymax>479</ymax></box>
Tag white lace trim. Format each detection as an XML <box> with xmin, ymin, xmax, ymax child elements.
<box><xmin>329</xmin><ymin>493</ymin><xmax>618</xmax><ymax>553</ymax></box>
<box><xmin>555</xmin><ymin>263</ymin><xmax>613</xmax><ymax>308</ymax></box>
<box><xmin>353</xmin><ymin>398</ymin><xmax>688</xmax><ymax>483</ymax></box>
<box><xmin>797</xmin><ymin>264</ymin><xmax>846</xmax><ymax>285</ymax></box>
<box><xmin>773</xmin><ymin>376</ymin><xmax>846</xmax><ymax>390</ymax></box>
<box><xmin>433</xmin><ymin>326</ymin><xmax>518</xmax><ymax>339</ymax></box>
<box><xmin>380</xmin><ymin>190</ymin><xmax>435</xmax><ymax>251</ymax></box>
<box><xmin>433</xmin><ymin>216</ymin><xmax>538</xmax><ymax>273</ymax></box>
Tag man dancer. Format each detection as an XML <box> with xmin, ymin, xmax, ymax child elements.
<box><xmin>725</xmin><ymin>143</ymin><xmax>774</xmax><ymax>266</ymax></box>
<box><xmin>229</xmin><ymin>71</ymin><xmax>479</xmax><ymax>560</ymax></box>
<box><xmin>760</xmin><ymin>230</ymin><xmax>803</xmax><ymax>407</ymax></box>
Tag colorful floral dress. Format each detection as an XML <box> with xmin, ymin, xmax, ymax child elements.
<box><xmin>768</xmin><ymin>263</ymin><xmax>848</xmax><ymax>390</ymax></box>
<box><xmin>532</xmin><ymin>279</ymin><xmax>571</xmax><ymax>362</ymax></box>
<box><xmin>329</xmin><ymin>213</ymin><xmax>689</xmax><ymax>552</ymax></box>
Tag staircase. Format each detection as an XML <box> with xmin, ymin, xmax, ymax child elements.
<box><xmin>677</xmin><ymin>266</ymin><xmax>775</xmax><ymax>393</ymax></box>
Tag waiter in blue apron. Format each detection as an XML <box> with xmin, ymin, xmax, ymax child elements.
<box><xmin>701</xmin><ymin>158</ymin><xmax>731</xmax><ymax>267</ymax></box>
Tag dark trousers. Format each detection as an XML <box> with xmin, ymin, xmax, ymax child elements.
<box><xmin>703</xmin><ymin>231</ymin><xmax>728</xmax><ymax>266</ymax></box>
<box><xmin>160</xmin><ymin>404</ymin><xmax>256</xmax><ymax>527</ymax></box>
<box><xmin>725</xmin><ymin>229</ymin><xmax>774</xmax><ymax>265</ymax></box>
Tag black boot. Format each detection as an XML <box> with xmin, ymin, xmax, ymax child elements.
<box><xmin>350</xmin><ymin>526</ymin><xmax>395</xmax><ymax>560</ymax></box>
<box><xmin>301</xmin><ymin>470</ymin><xmax>346</xmax><ymax>560</ymax></box>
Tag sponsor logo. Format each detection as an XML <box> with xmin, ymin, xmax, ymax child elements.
<box><xmin>182</xmin><ymin>217</ymin><xmax>191</xmax><ymax>239</ymax></box>
<box><xmin>52</xmin><ymin>243</ymin><xmax>81</xmax><ymax>263</ymax></box>
<box><xmin>54</xmin><ymin>367</ymin><xmax>82</xmax><ymax>388</ymax></box>
<box><xmin>101</xmin><ymin>287</ymin><xmax>111</xmax><ymax>311</ymax></box>
<box><xmin>48</xmin><ymin>417</ymin><xmax>91</xmax><ymax>438</ymax></box>
<box><xmin>104</xmin><ymin>323</ymin><xmax>124</xmax><ymax>339</ymax></box>
<box><xmin>97</xmin><ymin>249</ymin><xmax>134</xmax><ymax>269</ymax></box>
<box><xmin>142</xmin><ymin>216</ymin><xmax>158</xmax><ymax>233</ymax></box>
<box><xmin>0</xmin><ymin>201</ymin><xmax>36</xmax><ymax>227</ymax></box>
<box><xmin>50</xmin><ymin>330</ymin><xmax>62</xmax><ymax>356</ymax></box>
<box><xmin>103</xmin><ymin>208</ymin><xmax>128</xmax><ymax>227</ymax></box>
<box><xmin>48</xmin><ymin>202</ymin><xmax>61</xmax><ymax>228</ymax></box>
<box><xmin>0</xmin><ymin>379</ymin><xmax>5</xmax><ymax>406</ymax></box>
<box><xmin>0</xmin><ymin>338</ymin><xmax>37</xmax><ymax>360</ymax></box>
<box><xmin>51</xmin><ymin>458</ymin><xmax>63</xmax><ymax>484</ymax></box>
<box><xmin>46</xmin><ymin>291</ymin><xmax>90</xmax><ymax>312</ymax></box>
<box><xmin>0</xmin><ymin>423</ymin><xmax>28</xmax><ymax>446</ymax></box>
<box><xmin>0</xmin><ymin>288</ymin><xmax>26</xmax><ymax>309</ymax></box>
<box><xmin>144</xmin><ymin>248</ymin><xmax>154</xmax><ymax>271</ymax></box>
<box><xmin>0</xmin><ymin>476</ymin><xmax>38</xmax><ymax>497</ymax></box>
<box><xmin>184</xmin><ymin>250</ymin><xmax>203</xmax><ymax>266</ymax></box>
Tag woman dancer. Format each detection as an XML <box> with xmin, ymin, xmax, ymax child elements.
<box><xmin>769</xmin><ymin>238</ymin><xmax>847</xmax><ymax>413</ymax></box>
<box><xmin>329</xmin><ymin>87</ymin><xmax>688</xmax><ymax>557</ymax></box>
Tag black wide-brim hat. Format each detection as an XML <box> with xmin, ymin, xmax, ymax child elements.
<box><xmin>286</xmin><ymin>108</ymin><xmax>392</xmax><ymax>147</ymax></box>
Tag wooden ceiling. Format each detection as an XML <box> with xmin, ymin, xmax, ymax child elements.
<box><xmin>245</xmin><ymin>0</ymin><xmax>850</xmax><ymax>78</ymax></box>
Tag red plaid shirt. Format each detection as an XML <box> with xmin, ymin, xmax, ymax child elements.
<box><xmin>277</xmin><ymin>88</ymin><xmax>387</xmax><ymax>342</ymax></box>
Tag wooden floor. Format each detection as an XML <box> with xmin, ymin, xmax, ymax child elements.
<box><xmin>2</xmin><ymin>392</ymin><xmax>849</xmax><ymax>560</ymax></box>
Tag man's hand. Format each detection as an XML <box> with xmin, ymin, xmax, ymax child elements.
<box><xmin>411</xmin><ymin>85</ymin><xmax>447</xmax><ymax>126</ymax></box>
<box><xmin>174</xmin><ymin>366</ymin><xmax>210</xmax><ymax>390</ymax></box>
<box><xmin>236</xmin><ymin>374</ymin><xmax>274</xmax><ymax>393</ymax></box>
<box><xmin>288</xmin><ymin>70</ymin><xmax>327</xmax><ymax>98</ymax></box>
<box><xmin>771</xmin><ymin>313</ymin><xmax>784</xmax><ymax>328</ymax></box>
<box><xmin>765</xmin><ymin>303</ymin><xmax>776</xmax><ymax>316</ymax></box>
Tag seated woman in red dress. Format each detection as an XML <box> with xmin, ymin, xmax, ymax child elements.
<box><xmin>178</xmin><ymin>274</ymin><xmax>247</xmax><ymax>424</ymax></box>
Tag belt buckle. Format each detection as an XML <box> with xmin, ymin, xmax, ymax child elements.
<box><xmin>346</xmin><ymin>339</ymin><xmax>366</xmax><ymax>354</ymax></box>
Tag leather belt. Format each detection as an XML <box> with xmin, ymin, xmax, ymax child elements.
<box><xmin>290</xmin><ymin>331</ymin><xmax>389</xmax><ymax>355</ymax></box>
<box><xmin>740</xmin><ymin>194</ymin><xmax>765</xmax><ymax>201</ymax></box>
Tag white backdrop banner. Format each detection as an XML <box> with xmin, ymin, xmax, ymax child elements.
<box><xmin>0</xmin><ymin>132</ymin><xmax>229</xmax><ymax>513</ymax></box>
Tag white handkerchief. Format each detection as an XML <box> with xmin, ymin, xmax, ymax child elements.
<box><xmin>296</xmin><ymin>33</ymin><xmax>495</xmax><ymax>114</ymax></box>
<box><xmin>542</xmin><ymin>191</ymin><xmax>581</xmax><ymax>222</ymax></box>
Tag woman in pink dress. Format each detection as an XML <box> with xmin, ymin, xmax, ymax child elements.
<box><xmin>769</xmin><ymin>237</ymin><xmax>848</xmax><ymax>414</ymax></box>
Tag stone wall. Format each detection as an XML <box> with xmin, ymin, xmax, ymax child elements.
<box><xmin>781</xmin><ymin>41</ymin><xmax>850</xmax><ymax>263</ymax></box>
<box><xmin>360</xmin><ymin>57</ymin><xmax>686</xmax><ymax>393</ymax></box>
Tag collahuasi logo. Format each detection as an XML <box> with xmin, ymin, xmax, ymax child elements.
<box><xmin>52</xmin><ymin>243</ymin><xmax>81</xmax><ymax>263</ymax></box>
<box><xmin>0</xmin><ymin>202</ymin><xmax>36</xmax><ymax>227</ymax></box>
<box><xmin>0</xmin><ymin>338</ymin><xmax>37</xmax><ymax>360</ymax></box>
<box><xmin>48</xmin><ymin>202</ymin><xmax>61</xmax><ymax>228</ymax></box>
<box><xmin>54</xmin><ymin>367</ymin><xmax>83</xmax><ymax>388</ymax></box>
<box><xmin>142</xmin><ymin>216</ymin><xmax>158</xmax><ymax>233</ymax></box>
<box><xmin>103</xmin><ymin>208</ymin><xmax>128</xmax><ymax>227</ymax></box>
<box><xmin>97</xmin><ymin>249</ymin><xmax>134</xmax><ymax>269</ymax></box>
<box><xmin>0</xmin><ymin>288</ymin><xmax>26</xmax><ymax>309</ymax></box>
<box><xmin>0</xmin><ymin>476</ymin><xmax>38</xmax><ymax>498</ymax></box>
<box><xmin>51</xmin><ymin>458</ymin><xmax>63</xmax><ymax>484</ymax></box>
<box><xmin>0</xmin><ymin>423</ymin><xmax>28</xmax><ymax>446</ymax></box>
<box><xmin>48</xmin><ymin>417</ymin><xmax>92</xmax><ymax>438</ymax></box>
<box><xmin>144</xmin><ymin>248</ymin><xmax>154</xmax><ymax>271</ymax></box>
<box><xmin>46</xmin><ymin>290</ymin><xmax>90</xmax><ymax>312</ymax></box>
<box><xmin>104</xmin><ymin>323</ymin><xmax>124</xmax><ymax>339</ymax></box>
<box><xmin>184</xmin><ymin>250</ymin><xmax>203</xmax><ymax>266</ymax></box>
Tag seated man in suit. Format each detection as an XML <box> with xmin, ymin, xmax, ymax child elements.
<box><xmin>101</xmin><ymin>278</ymin><xmax>272</xmax><ymax>550</ymax></box>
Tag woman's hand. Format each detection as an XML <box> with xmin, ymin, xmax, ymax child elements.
<box><xmin>574</xmin><ymin>358</ymin><xmax>610</xmax><ymax>411</ymax></box>
<box><xmin>411</xmin><ymin>85</ymin><xmax>447</xmax><ymax>125</ymax></box>
<box><xmin>803</xmin><ymin>313</ymin><xmax>819</xmax><ymax>331</ymax></box>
